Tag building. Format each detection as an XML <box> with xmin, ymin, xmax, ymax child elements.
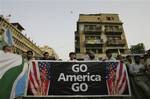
<box><xmin>40</xmin><ymin>45</ymin><xmax>59</xmax><ymax>59</ymax></box>
<box><xmin>0</xmin><ymin>15</ymin><xmax>43</xmax><ymax>57</ymax></box>
<box><xmin>75</xmin><ymin>13</ymin><xmax>129</xmax><ymax>59</ymax></box>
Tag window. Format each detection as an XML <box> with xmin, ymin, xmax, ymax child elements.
<box><xmin>85</xmin><ymin>25</ymin><xmax>96</xmax><ymax>31</ymax></box>
<box><xmin>75</xmin><ymin>48</ymin><xmax>80</xmax><ymax>53</ymax></box>
<box><xmin>96</xmin><ymin>25</ymin><xmax>101</xmax><ymax>30</ymax></box>
<box><xmin>89</xmin><ymin>25</ymin><xmax>94</xmax><ymax>30</ymax></box>
<box><xmin>75</xmin><ymin>37</ymin><xmax>79</xmax><ymax>41</ymax></box>
<box><xmin>95</xmin><ymin>36</ymin><xmax>101</xmax><ymax>39</ymax></box>
<box><xmin>97</xmin><ymin>49</ymin><xmax>102</xmax><ymax>53</ymax></box>
<box><xmin>97</xmin><ymin>17</ymin><xmax>100</xmax><ymax>20</ymax></box>
<box><xmin>106</xmin><ymin>16</ymin><xmax>114</xmax><ymax>21</ymax></box>
<box><xmin>2</xmin><ymin>23</ymin><xmax>6</xmax><ymax>27</ymax></box>
<box><xmin>111</xmin><ymin>17</ymin><xmax>114</xmax><ymax>20</ymax></box>
<box><xmin>106</xmin><ymin>17</ymin><xmax>111</xmax><ymax>20</ymax></box>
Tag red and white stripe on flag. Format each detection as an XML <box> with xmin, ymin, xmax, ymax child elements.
<box><xmin>28</xmin><ymin>61</ymin><xmax>50</xmax><ymax>95</ymax></box>
<box><xmin>107</xmin><ymin>62</ymin><xmax>128</xmax><ymax>95</ymax></box>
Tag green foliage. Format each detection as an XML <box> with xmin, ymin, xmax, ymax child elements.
<box><xmin>130</xmin><ymin>43</ymin><xmax>145</xmax><ymax>54</ymax></box>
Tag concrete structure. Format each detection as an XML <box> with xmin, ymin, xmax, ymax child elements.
<box><xmin>0</xmin><ymin>15</ymin><xmax>43</xmax><ymax>57</ymax></box>
<box><xmin>75</xmin><ymin>13</ymin><xmax>129</xmax><ymax>60</ymax></box>
<box><xmin>40</xmin><ymin>45</ymin><xmax>59</xmax><ymax>60</ymax></box>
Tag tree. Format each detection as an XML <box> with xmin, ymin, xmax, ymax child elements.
<box><xmin>130</xmin><ymin>43</ymin><xmax>145</xmax><ymax>54</ymax></box>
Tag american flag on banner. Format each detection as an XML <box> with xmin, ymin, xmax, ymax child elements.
<box><xmin>106</xmin><ymin>62</ymin><xmax>129</xmax><ymax>95</ymax></box>
<box><xmin>27</xmin><ymin>61</ymin><xmax>51</xmax><ymax>95</ymax></box>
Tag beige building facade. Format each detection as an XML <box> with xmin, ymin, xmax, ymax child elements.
<box><xmin>75</xmin><ymin>13</ymin><xmax>129</xmax><ymax>59</ymax></box>
<box><xmin>0</xmin><ymin>15</ymin><xmax>43</xmax><ymax>57</ymax></box>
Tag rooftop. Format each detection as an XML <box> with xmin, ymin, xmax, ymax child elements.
<box><xmin>11</xmin><ymin>22</ymin><xmax>25</xmax><ymax>31</ymax></box>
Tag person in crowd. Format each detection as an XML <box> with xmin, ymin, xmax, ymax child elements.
<box><xmin>126</xmin><ymin>55</ymin><xmax>132</xmax><ymax>65</ymax></box>
<box><xmin>41</xmin><ymin>52</ymin><xmax>56</xmax><ymax>60</ymax></box>
<box><xmin>146</xmin><ymin>50</ymin><xmax>150</xmax><ymax>66</ymax></box>
<box><xmin>68</xmin><ymin>52</ymin><xmax>77</xmax><ymax>61</ymax></box>
<box><xmin>42</xmin><ymin>52</ymin><xmax>50</xmax><ymax>60</ymax></box>
<box><xmin>103</xmin><ymin>50</ymin><xmax>116</xmax><ymax>61</ymax></box>
<box><xmin>22</xmin><ymin>52</ymin><xmax>27</xmax><ymax>59</ymax></box>
<box><xmin>116</xmin><ymin>54</ymin><xmax>124</xmax><ymax>63</ymax></box>
<box><xmin>26</xmin><ymin>50</ymin><xmax>35</xmax><ymax>61</ymax></box>
<box><xmin>145</xmin><ymin>50</ymin><xmax>150</xmax><ymax>78</ymax></box>
<box><xmin>84</xmin><ymin>51</ymin><xmax>97</xmax><ymax>61</ymax></box>
<box><xmin>140</xmin><ymin>55</ymin><xmax>145</xmax><ymax>65</ymax></box>
<box><xmin>2</xmin><ymin>45</ymin><xmax>13</xmax><ymax>53</ymax></box>
<box><xmin>125</xmin><ymin>55</ymin><xmax>133</xmax><ymax>72</ymax></box>
<box><xmin>129</xmin><ymin>55</ymin><xmax>150</xmax><ymax>99</ymax></box>
<box><xmin>125</xmin><ymin>55</ymin><xmax>138</xmax><ymax>98</ymax></box>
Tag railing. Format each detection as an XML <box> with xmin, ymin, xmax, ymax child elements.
<box><xmin>84</xmin><ymin>28</ymin><xmax>102</xmax><ymax>32</ymax></box>
<box><xmin>105</xmin><ymin>28</ymin><xmax>122</xmax><ymax>35</ymax></box>
<box><xmin>107</xmin><ymin>39</ymin><xmax>126</xmax><ymax>45</ymax></box>
<box><xmin>85</xmin><ymin>39</ymin><xmax>103</xmax><ymax>44</ymax></box>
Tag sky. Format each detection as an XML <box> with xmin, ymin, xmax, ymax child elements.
<box><xmin>0</xmin><ymin>0</ymin><xmax>150</xmax><ymax>60</ymax></box>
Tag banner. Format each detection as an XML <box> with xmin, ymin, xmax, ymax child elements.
<box><xmin>26</xmin><ymin>61</ymin><xmax>131</xmax><ymax>97</ymax></box>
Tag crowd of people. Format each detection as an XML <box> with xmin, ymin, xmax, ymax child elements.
<box><xmin>1</xmin><ymin>45</ymin><xmax>150</xmax><ymax>99</ymax></box>
<box><xmin>67</xmin><ymin>50</ymin><xmax>150</xmax><ymax>99</ymax></box>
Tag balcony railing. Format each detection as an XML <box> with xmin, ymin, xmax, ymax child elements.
<box><xmin>75</xmin><ymin>43</ymin><xmax>80</xmax><ymax>48</ymax></box>
<box><xmin>84</xmin><ymin>32</ymin><xmax>101</xmax><ymax>35</ymax></box>
<box><xmin>85</xmin><ymin>39</ymin><xmax>103</xmax><ymax>44</ymax></box>
<box><xmin>84</xmin><ymin>28</ymin><xmax>102</xmax><ymax>32</ymax></box>
<box><xmin>107</xmin><ymin>39</ymin><xmax>126</xmax><ymax>46</ymax></box>
<box><xmin>105</xmin><ymin>28</ymin><xmax>122</xmax><ymax>35</ymax></box>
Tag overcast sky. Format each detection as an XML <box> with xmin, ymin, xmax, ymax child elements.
<box><xmin>0</xmin><ymin>0</ymin><xmax>150</xmax><ymax>60</ymax></box>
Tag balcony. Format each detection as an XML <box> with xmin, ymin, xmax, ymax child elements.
<box><xmin>85</xmin><ymin>39</ymin><xmax>103</xmax><ymax>47</ymax></box>
<box><xmin>85</xmin><ymin>39</ymin><xmax>103</xmax><ymax>44</ymax></box>
<box><xmin>84</xmin><ymin>28</ymin><xmax>102</xmax><ymax>32</ymax></box>
<box><xmin>75</xmin><ymin>42</ymin><xmax>80</xmax><ymax>48</ymax></box>
<box><xmin>107</xmin><ymin>39</ymin><xmax>126</xmax><ymax>46</ymax></box>
<box><xmin>75</xmin><ymin>31</ymin><xmax>79</xmax><ymax>37</ymax></box>
<box><xmin>84</xmin><ymin>27</ymin><xmax>102</xmax><ymax>35</ymax></box>
<box><xmin>84</xmin><ymin>31</ymin><xmax>101</xmax><ymax>35</ymax></box>
<box><xmin>75</xmin><ymin>34</ymin><xmax>79</xmax><ymax>37</ymax></box>
<box><xmin>84</xmin><ymin>25</ymin><xmax>102</xmax><ymax>32</ymax></box>
<box><xmin>86</xmin><ymin>49</ymin><xmax>103</xmax><ymax>54</ymax></box>
<box><xmin>105</xmin><ymin>28</ymin><xmax>122</xmax><ymax>35</ymax></box>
